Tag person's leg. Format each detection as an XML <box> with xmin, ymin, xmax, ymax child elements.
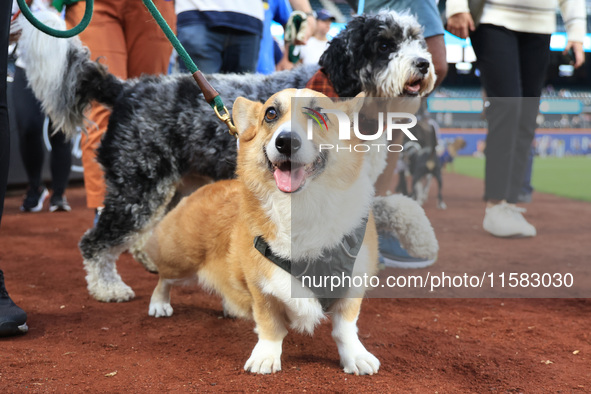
<box><xmin>471</xmin><ymin>25</ymin><xmax>522</xmax><ymax>97</ymax></box>
<box><xmin>78</xmin><ymin>108</ymin><xmax>110</xmax><ymax>209</ymax></box>
<box><xmin>49</xmin><ymin>127</ymin><xmax>71</xmax><ymax>198</ymax></box>
<box><xmin>124</xmin><ymin>0</ymin><xmax>175</xmax><ymax>78</ymax></box>
<box><xmin>0</xmin><ymin>0</ymin><xmax>28</xmax><ymax>337</ymax></box>
<box><xmin>470</xmin><ymin>24</ymin><xmax>522</xmax><ymax>202</ymax></box>
<box><xmin>13</xmin><ymin>66</ymin><xmax>46</xmax><ymax>205</ymax></box>
<box><xmin>506</xmin><ymin>33</ymin><xmax>551</xmax><ymax>203</ymax></box>
<box><xmin>222</xmin><ymin>30</ymin><xmax>261</xmax><ymax>73</ymax></box>
<box><xmin>471</xmin><ymin>25</ymin><xmax>537</xmax><ymax>237</ymax></box>
<box><xmin>0</xmin><ymin>0</ymin><xmax>9</xmax><ymax>226</ymax></box>
<box><xmin>48</xmin><ymin>122</ymin><xmax>72</xmax><ymax>211</ymax></box>
<box><xmin>66</xmin><ymin>0</ymin><xmax>128</xmax><ymax>210</ymax></box>
<box><xmin>518</xmin><ymin>145</ymin><xmax>535</xmax><ymax>202</ymax></box>
<box><xmin>176</xmin><ymin>19</ymin><xmax>225</xmax><ymax>74</ymax></box>
<box><xmin>0</xmin><ymin>106</ymin><xmax>5</xmax><ymax>223</ymax></box>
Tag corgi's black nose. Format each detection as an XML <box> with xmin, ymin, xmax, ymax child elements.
<box><xmin>275</xmin><ymin>131</ymin><xmax>301</xmax><ymax>155</ymax></box>
<box><xmin>415</xmin><ymin>58</ymin><xmax>430</xmax><ymax>75</ymax></box>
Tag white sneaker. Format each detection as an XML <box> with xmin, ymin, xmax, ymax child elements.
<box><xmin>483</xmin><ymin>202</ymin><xmax>536</xmax><ymax>238</ymax></box>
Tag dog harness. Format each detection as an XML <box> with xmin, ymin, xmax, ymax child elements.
<box><xmin>253</xmin><ymin>216</ymin><xmax>369</xmax><ymax>311</ymax></box>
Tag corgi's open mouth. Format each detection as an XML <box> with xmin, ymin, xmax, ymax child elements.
<box><xmin>268</xmin><ymin>154</ymin><xmax>327</xmax><ymax>193</ymax></box>
<box><xmin>403</xmin><ymin>77</ymin><xmax>423</xmax><ymax>96</ymax></box>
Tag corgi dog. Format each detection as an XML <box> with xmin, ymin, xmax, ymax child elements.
<box><xmin>144</xmin><ymin>88</ymin><xmax>384</xmax><ymax>375</ymax></box>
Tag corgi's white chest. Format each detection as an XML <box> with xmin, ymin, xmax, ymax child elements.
<box><xmin>259</xmin><ymin>267</ymin><xmax>326</xmax><ymax>335</ymax></box>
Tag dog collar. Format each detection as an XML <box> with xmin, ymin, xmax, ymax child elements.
<box><xmin>305</xmin><ymin>68</ymin><xmax>339</xmax><ymax>98</ymax></box>
<box><xmin>253</xmin><ymin>216</ymin><xmax>369</xmax><ymax>311</ymax></box>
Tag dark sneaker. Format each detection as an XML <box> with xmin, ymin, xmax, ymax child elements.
<box><xmin>378</xmin><ymin>233</ymin><xmax>436</xmax><ymax>269</ymax></box>
<box><xmin>49</xmin><ymin>195</ymin><xmax>71</xmax><ymax>212</ymax></box>
<box><xmin>20</xmin><ymin>187</ymin><xmax>48</xmax><ymax>212</ymax></box>
<box><xmin>0</xmin><ymin>270</ymin><xmax>28</xmax><ymax>337</ymax></box>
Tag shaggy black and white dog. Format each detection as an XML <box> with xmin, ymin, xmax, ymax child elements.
<box><xmin>19</xmin><ymin>10</ymin><xmax>436</xmax><ymax>302</ymax></box>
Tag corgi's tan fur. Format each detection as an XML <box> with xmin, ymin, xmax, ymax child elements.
<box><xmin>147</xmin><ymin>89</ymin><xmax>381</xmax><ymax>375</ymax></box>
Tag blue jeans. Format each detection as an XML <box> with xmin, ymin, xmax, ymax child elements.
<box><xmin>177</xmin><ymin>22</ymin><xmax>261</xmax><ymax>74</ymax></box>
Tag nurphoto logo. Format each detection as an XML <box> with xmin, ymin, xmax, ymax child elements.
<box><xmin>305</xmin><ymin>107</ymin><xmax>418</xmax><ymax>152</ymax></box>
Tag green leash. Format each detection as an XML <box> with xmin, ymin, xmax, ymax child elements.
<box><xmin>16</xmin><ymin>0</ymin><xmax>93</xmax><ymax>38</ymax></box>
<box><xmin>16</xmin><ymin>0</ymin><xmax>238</xmax><ymax>137</ymax></box>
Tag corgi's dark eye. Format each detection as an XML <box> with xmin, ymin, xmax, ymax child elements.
<box><xmin>265</xmin><ymin>107</ymin><xmax>278</xmax><ymax>122</ymax></box>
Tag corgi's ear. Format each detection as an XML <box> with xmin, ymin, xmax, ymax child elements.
<box><xmin>232</xmin><ymin>97</ymin><xmax>262</xmax><ymax>141</ymax></box>
<box><xmin>335</xmin><ymin>95</ymin><xmax>365</xmax><ymax>117</ymax></box>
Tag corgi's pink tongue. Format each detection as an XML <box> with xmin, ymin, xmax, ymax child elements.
<box><xmin>273</xmin><ymin>166</ymin><xmax>306</xmax><ymax>193</ymax></box>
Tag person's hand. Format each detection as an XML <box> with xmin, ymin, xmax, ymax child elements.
<box><xmin>276</xmin><ymin>55</ymin><xmax>295</xmax><ymax>71</ymax></box>
<box><xmin>446</xmin><ymin>12</ymin><xmax>475</xmax><ymax>39</ymax></box>
<box><xmin>289</xmin><ymin>0</ymin><xmax>316</xmax><ymax>44</ymax></box>
<box><xmin>295</xmin><ymin>15</ymin><xmax>315</xmax><ymax>45</ymax></box>
<box><xmin>564</xmin><ymin>41</ymin><xmax>585</xmax><ymax>68</ymax></box>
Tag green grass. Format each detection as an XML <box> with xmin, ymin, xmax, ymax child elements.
<box><xmin>451</xmin><ymin>156</ymin><xmax>591</xmax><ymax>202</ymax></box>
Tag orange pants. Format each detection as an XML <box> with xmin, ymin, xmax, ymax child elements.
<box><xmin>66</xmin><ymin>0</ymin><xmax>175</xmax><ymax>208</ymax></box>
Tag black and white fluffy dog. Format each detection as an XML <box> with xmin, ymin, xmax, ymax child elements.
<box><xmin>19</xmin><ymin>10</ymin><xmax>436</xmax><ymax>302</ymax></box>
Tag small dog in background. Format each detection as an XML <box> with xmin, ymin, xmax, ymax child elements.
<box><xmin>439</xmin><ymin>136</ymin><xmax>467</xmax><ymax>173</ymax></box>
<box><xmin>396</xmin><ymin>115</ymin><xmax>466</xmax><ymax>210</ymax></box>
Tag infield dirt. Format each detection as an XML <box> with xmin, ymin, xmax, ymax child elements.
<box><xmin>1</xmin><ymin>173</ymin><xmax>590</xmax><ymax>392</ymax></box>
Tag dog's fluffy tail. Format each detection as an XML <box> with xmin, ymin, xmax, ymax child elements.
<box><xmin>18</xmin><ymin>10</ymin><xmax>123</xmax><ymax>138</ymax></box>
<box><xmin>373</xmin><ymin>195</ymin><xmax>439</xmax><ymax>260</ymax></box>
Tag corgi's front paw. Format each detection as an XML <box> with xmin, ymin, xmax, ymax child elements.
<box><xmin>149</xmin><ymin>301</ymin><xmax>173</xmax><ymax>317</ymax></box>
<box><xmin>244</xmin><ymin>339</ymin><xmax>282</xmax><ymax>374</ymax></box>
<box><xmin>341</xmin><ymin>350</ymin><xmax>380</xmax><ymax>375</ymax></box>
